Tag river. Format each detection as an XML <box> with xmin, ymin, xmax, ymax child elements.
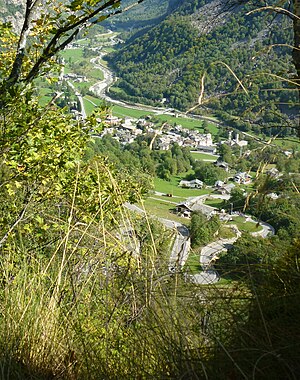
<box><xmin>87</xmin><ymin>31</ymin><xmax>221</xmax><ymax>124</ymax></box>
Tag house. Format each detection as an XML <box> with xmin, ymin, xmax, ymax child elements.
<box><xmin>197</xmin><ymin>145</ymin><xmax>217</xmax><ymax>154</ymax></box>
<box><xmin>120</xmin><ymin>118</ymin><xmax>136</xmax><ymax>130</ymax></box>
<box><xmin>176</xmin><ymin>197</ymin><xmax>215</xmax><ymax>218</ymax></box>
<box><xmin>266</xmin><ymin>168</ymin><xmax>280</xmax><ymax>178</ymax></box>
<box><xmin>105</xmin><ymin>115</ymin><xmax>121</xmax><ymax>126</ymax></box>
<box><xmin>215</xmin><ymin>183</ymin><xmax>236</xmax><ymax>195</ymax></box>
<box><xmin>214</xmin><ymin>180</ymin><xmax>225</xmax><ymax>188</ymax></box>
<box><xmin>158</xmin><ymin>140</ymin><xmax>170</xmax><ymax>151</ymax></box>
<box><xmin>215</xmin><ymin>161</ymin><xmax>229</xmax><ymax>171</ymax></box>
<box><xmin>179</xmin><ymin>179</ymin><xmax>203</xmax><ymax>189</ymax></box>
<box><xmin>234</xmin><ymin>172</ymin><xmax>252</xmax><ymax>184</ymax></box>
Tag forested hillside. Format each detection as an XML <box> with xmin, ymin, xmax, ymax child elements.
<box><xmin>0</xmin><ymin>0</ymin><xmax>25</xmax><ymax>30</ymax></box>
<box><xmin>108</xmin><ymin>0</ymin><xmax>298</xmax><ymax>136</ymax></box>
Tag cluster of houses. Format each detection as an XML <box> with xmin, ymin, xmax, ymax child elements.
<box><xmin>178</xmin><ymin>178</ymin><xmax>238</xmax><ymax>194</ymax></box>
<box><xmin>177</xmin><ymin>169</ymin><xmax>253</xmax><ymax>203</ymax></box>
<box><xmin>101</xmin><ymin>116</ymin><xmax>217</xmax><ymax>153</ymax></box>
<box><xmin>63</xmin><ymin>73</ymin><xmax>87</xmax><ymax>83</ymax></box>
<box><xmin>101</xmin><ymin>118</ymin><xmax>251</xmax><ymax>160</ymax></box>
<box><xmin>176</xmin><ymin>196</ymin><xmax>217</xmax><ymax>219</ymax></box>
<box><xmin>156</xmin><ymin>125</ymin><xmax>216</xmax><ymax>153</ymax></box>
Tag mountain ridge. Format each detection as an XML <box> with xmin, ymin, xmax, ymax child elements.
<box><xmin>107</xmin><ymin>0</ymin><xmax>297</xmax><ymax>136</ymax></box>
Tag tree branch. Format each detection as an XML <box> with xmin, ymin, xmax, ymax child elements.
<box><xmin>24</xmin><ymin>0</ymin><xmax>145</xmax><ymax>84</ymax></box>
<box><xmin>0</xmin><ymin>192</ymin><xmax>34</xmax><ymax>249</ymax></box>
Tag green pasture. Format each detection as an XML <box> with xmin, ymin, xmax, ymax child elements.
<box><xmin>205</xmin><ymin>198</ymin><xmax>225</xmax><ymax>209</ymax></box>
<box><xmin>71</xmin><ymin>81</ymin><xmax>90</xmax><ymax>90</ymax></box>
<box><xmin>85</xmin><ymin>95</ymin><xmax>104</xmax><ymax>106</ymax></box>
<box><xmin>273</xmin><ymin>137</ymin><xmax>300</xmax><ymax>150</ymax></box>
<box><xmin>228</xmin><ymin>216</ymin><xmax>263</xmax><ymax>233</ymax></box>
<box><xmin>139</xmin><ymin>197</ymin><xmax>188</xmax><ymax>224</ymax></box>
<box><xmin>154</xmin><ymin>176</ymin><xmax>212</xmax><ymax>198</ymax></box>
<box><xmin>111</xmin><ymin>105</ymin><xmax>150</xmax><ymax>119</ymax></box>
<box><xmin>190</xmin><ymin>152</ymin><xmax>219</xmax><ymax>161</ymax></box>
<box><xmin>185</xmin><ymin>251</ymin><xmax>202</xmax><ymax>274</ymax></box>
<box><xmin>74</xmin><ymin>39</ymin><xmax>89</xmax><ymax>46</ymax></box>
<box><xmin>153</xmin><ymin>114</ymin><xmax>219</xmax><ymax>136</ymax></box>
<box><xmin>83</xmin><ymin>98</ymin><xmax>95</xmax><ymax>115</ymax></box>
<box><xmin>61</xmin><ymin>48</ymin><xmax>83</xmax><ymax>63</ymax></box>
<box><xmin>103</xmin><ymin>47</ymin><xmax>115</xmax><ymax>53</ymax></box>
<box><xmin>89</xmin><ymin>68</ymin><xmax>104</xmax><ymax>81</ymax></box>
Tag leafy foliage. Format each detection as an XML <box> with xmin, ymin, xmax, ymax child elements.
<box><xmin>0</xmin><ymin>1</ymin><xmax>300</xmax><ymax>379</ymax></box>
<box><xmin>190</xmin><ymin>212</ymin><xmax>221</xmax><ymax>247</ymax></box>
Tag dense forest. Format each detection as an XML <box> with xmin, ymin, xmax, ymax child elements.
<box><xmin>108</xmin><ymin>0</ymin><xmax>298</xmax><ymax>136</ymax></box>
<box><xmin>0</xmin><ymin>0</ymin><xmax>299</xmax><ymax>379</ymax></box>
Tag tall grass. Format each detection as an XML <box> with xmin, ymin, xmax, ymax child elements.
<box><xmin>0</xmin><ymin>164</ymin><xmax>299</xmax><ymax>379</ymax></box>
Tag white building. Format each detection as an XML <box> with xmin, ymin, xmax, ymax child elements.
<box><xmin>234</xmin><ymin>172</ymin><xmax>252</xmax><ymax>184</ymax></box>
<box><xmin>179</xmin><ymin>179</ymin><xmax>204</xmax><ymax>189</ymax></box>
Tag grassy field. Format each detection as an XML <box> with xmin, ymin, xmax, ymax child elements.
<box><xmin>190</xmin><ymin>152</ymin><xmax>219</xmax><ymax>161</ymax></box>
<box><xmin>61</xmin><ymin>48</ymin><xmax>103</xmax><ymax>83</ymax></box>
<box><xmin>205</xmin><ymin>198</ymin><xmax>225</xmax><ymax>209</ymax></box>
<box><xmin>154</xmin><ymin>176</ymin><xmax>212</xmax><ymax>198</ymax></box>
<box><xmin>139</xmin><ymin>197</ymin><xmax>189</xmax><ymax>224</ymax></box>
<box><xmin>111</xmin><ymin>105</ymin><xmax>151</xmax><ymax>119</ymax></box>
<box><xmin>75</xmin><ymin>38</ymin><xmax>90</xmax><ymax>47</ymax></box>
<box><xmin>228</xmin><ymin>216</ymin><xmax>263</xmax><ymax>233</ymax></box>
<box><xmin>83</xmin><ymin>98</ymin><xmax>96</xmax><ymax>115</ymax></box>
<box><xmin>185</xmin><ymin>251</ymin><xmax>202</xmax><ymax>274</ymax></box>
<box><xmin>61</xmin><ymin>48</ymin><xmax>84</xmax><ymax>63</ymax></box>
<box><xmin>153</xmin><ymin>114</ymin><xmax>219</xmax><ymax>136</ymax></box>
<box><xmin>89</xmin><ymin>68</ymin><xmax>104</xmax><ymax>81</ymax></box>
<box><xmin>85</xmin><ymin>95</ymin><xmax>104</xmax><ymax>106</ymax></box>
<box><xmin>273</xmin><ymin>137</ymin><xmax>300</xmax><ymax>150</ymax></box>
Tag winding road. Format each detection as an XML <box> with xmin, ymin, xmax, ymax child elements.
<box><xmin>191</xmin><ymin>218</ymin><xmax>275</xmax><ymax>285</ymax></box>
<box><xmin>67</xmin><ymin>81</ymin><xmax>87</xmax><ymax>119</ymax></box>
<box><xmin>87</xmin><ymin>32</ymin><xmax>221</xmax><ymax>123</ymax></box>
<box><xmin>64</xmin><ymin>31</ymin><xmax>276</xmax><ymax>284</ymax></box>
<box><xmin>124</xmin><ymin>203</ymin><xmax>191</xmax><ymax>271</ymax></box>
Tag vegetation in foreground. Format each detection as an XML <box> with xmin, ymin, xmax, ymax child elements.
<box><xmin>0</xmin><ymin>1</ymin><xmax>299</xmax><ymax>379</ymax></box>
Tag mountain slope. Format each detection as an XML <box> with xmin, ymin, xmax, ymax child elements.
<box><xmin>105</xmin><ymin>0</ymin><xmax>181</xmax><ymax>34</ymax></box>
<box><xmin>0</xmin><ymin>0</ymin><xmax>25</xmax><ymax>31</ymax></box>
<box><xmin>107</xmin><ymin>0</ymin><xmax>297</xmax><ymax>136</ymax></box>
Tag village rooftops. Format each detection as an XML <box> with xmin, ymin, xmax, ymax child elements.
<box><xmin>176</xmin><ymin>196</ymin><xmax>215</xmax><ymax>218</ymax></box>
<box><xmin>234</xmin><ymin>172</ymin><xmax>252</xmax><ymax>184</ymax></box>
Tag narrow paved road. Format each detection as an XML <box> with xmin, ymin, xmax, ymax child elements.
<box><xmin>124</xmin><ymin>203</ymin><xmax>191</xmax><ymax>270</ymax></box>
<box><xmin>192</xmin><ymin>218</ymin><xmax>275</xmax><ymax>285</ymax></box>
<box><xmin>67</xmin><ymin>81</ymin><xmax>87</xmax><ymax>119</ymax></box>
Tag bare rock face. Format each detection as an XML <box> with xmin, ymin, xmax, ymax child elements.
<box><xmin>189</xmin><ymin>0</ymin><xmax>235</xmax><ymax>35</ymax></box>
<box><xmin>0</xmin><ymin>0</ymin><xmax>26</xmax><ymax>32</ymax></box>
